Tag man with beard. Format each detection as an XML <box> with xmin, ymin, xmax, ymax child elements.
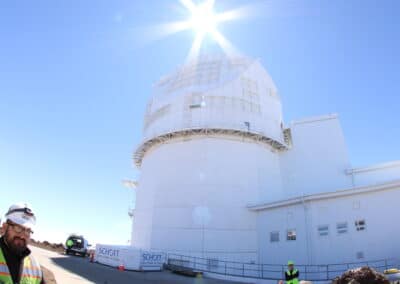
<box><xmin>0</xmin><ymin>203</ymin><xmax>45</xmax><ymax>284</ymax></box>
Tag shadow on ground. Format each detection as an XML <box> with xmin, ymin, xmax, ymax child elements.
<box><xmin>50</xmin><ymin>256</ymin><xmax>238</xmax><ymax>284</ymax></box>
<box><xmin>41</xmin><ymin>265</ymin><xmax>57</xmax><ymax>284</ymax></box>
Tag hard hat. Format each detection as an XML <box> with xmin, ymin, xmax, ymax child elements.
<box><xmin>288</xmin><ymin>260</ymin><xmax>294</xmax><ymax>265</ymax></box>
<box><xmin>5</xmin><ymin>202</ymin><xmax>36</xmax><ymax>229</ymax></box>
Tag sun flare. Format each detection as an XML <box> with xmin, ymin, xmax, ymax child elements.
<box><xmin>179</xmin><ymin>0</ymin><xmax>241</xmax><ymax>60</ymax></box>
<box><xmin>144</xmin><ymin>0</ymin><xmax>250</xmax><ymax>61</ymax></box>
<box><xmin>188</xmin><ymin>1</ymin><xmax>218</xmax><ymax>36</ymax></box>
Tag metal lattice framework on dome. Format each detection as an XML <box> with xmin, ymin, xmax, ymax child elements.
<box><xmin>133</xmin><ymin>127</ymin><xmax>290</xmax><ymax>168</ymax></box>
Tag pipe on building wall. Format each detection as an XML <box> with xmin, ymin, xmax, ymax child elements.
<box><xmin>301</xmin><ymin>194</ymin><xmax>312</xmax><ymax>265</ymax></box>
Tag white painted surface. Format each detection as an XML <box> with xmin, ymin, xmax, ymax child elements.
<box><xmin>133</xmin><ymin>138</ymin><xmax>280</xmax><ymax>262</ymax></box>
<box><xmin>131</xmin><ymin>54</ymin><xmax>400</xmax><ymax>269</ymax></box>
<box><xmin>280</xmin><ymin>115</ymin><xmax>353</xmax><ymax>199</ymax></box>
<box><xmin>95</xmin><ymin>244</ymin><xmax>165</xmax><ymax>271</ymax></box>
<box><xmin>348</xmin><ymin>161</ymin><xmax>400</xmax><ymax>187</ymax></box>
<box><xmin>141</xmin><ymin>55</ymin><xmax>285</xmax><ymax>146</ymax></box>
<box><xmin>256</xmin><ymin>182</ymin><xmax>400</xmax><ymax>265</ymax></box>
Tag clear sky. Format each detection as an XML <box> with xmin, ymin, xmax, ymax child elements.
<box><xmin>0</xmin><ymin>0</ymin><xmax>399</xmax><ymax>245</ymax></box>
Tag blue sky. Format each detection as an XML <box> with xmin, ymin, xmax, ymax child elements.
<box><xmin>0</xmin><ymin>0</ymin><xmax>399</xmax><ymax>245</ymax></box>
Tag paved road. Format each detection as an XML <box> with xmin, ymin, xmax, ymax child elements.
<box><xmin>30</xmin><ymin>246</ymin><xmax>241</xmax><ymax>284</ymax></box>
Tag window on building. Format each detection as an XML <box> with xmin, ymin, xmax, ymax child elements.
<box><xmin>287</xmin><ymin>229</ymin><xmax>296</xmax><ymax>241</ymax></box>
<box><xmin>318</xmin><ymin>225</ymin><xmax>329</xmax><ymax>236</ymax></box>
<box><xmin>270</xmin><ymin>231</ymin><xmax>280</xmax><ymax>242</ymax></box>
<box><xmin>244</xmin><ymin>121</ymin><xmax>250</xmax><ymax>131</ymax></box>
<box><xmin>337</xmin><ymin>222</ymin><xmax>348</xmax><ymax>234</ymax></box>
<box><xmin>190</xmin><ymin>95</ymin><xmax>205</xmax><ymax>108</ymax></box>
<box><xmin>355</xmin><ymin>219</ymin><xmax>366</xmax><ymax>231</ymax></box>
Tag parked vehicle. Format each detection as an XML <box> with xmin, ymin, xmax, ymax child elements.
<box><xmin>65</xmin><ymin>234</ymin><xmax>89</xmax><ymax>257</ymax></box>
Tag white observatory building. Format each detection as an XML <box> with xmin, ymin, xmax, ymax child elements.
<box><xmin>131</xmin><ymin>54</ymin><xmax>400</xmax><ymax>266</ymax></box>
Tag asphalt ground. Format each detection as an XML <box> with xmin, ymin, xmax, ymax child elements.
<box><xmin>30</xmin><ymin>246</ymin><xmax>243</xmax><ymax>284</ymax></box>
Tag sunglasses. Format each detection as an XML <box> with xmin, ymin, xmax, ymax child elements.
<box><xmin>6</xmin><ymin>221</ymin><xmax>34</xmax><ymax>235</ymax></box>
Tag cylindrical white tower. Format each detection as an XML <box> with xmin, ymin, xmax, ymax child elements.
<box><xmin>132</xmin><ymin>54</ymin><xmax>288</xmax><ymax>262</ymax></box>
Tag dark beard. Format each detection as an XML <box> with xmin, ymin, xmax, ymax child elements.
<box><xmin>5</xmin><ymin>234</ymin><xmax>27</xmax><ymax>256</ymax></box>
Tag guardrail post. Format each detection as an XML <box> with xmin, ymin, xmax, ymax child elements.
<box><xmin>326</xmin><ymin>265</ymin><xmax>329</xmax><ymax>281</ymax></box>
<box><xmin>384</xmin><ymin>259</ymin><xmax>388</xmax><ymax>270</ymax></box>
<box><xmin>242</xmin><ymin>263</ymin><xmax>245</xmax><ymax>276</ymax></box>
<box><xmin>225</xmin><ymin>262</ymin><xmax>227</xmax><ymax>275</ymax></box>
<box><xmin>261</xmin><ymin>264</ymin><xmax>263</xmax><ymax>279</ymax></box>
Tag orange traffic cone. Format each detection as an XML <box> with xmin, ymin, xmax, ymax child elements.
<box><xmin>118</xmin><ymin>264</ymin><xmax>125</xmax><ymax>271</ymax></box>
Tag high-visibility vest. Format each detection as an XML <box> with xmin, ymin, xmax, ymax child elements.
<box><xmin>0</xmin><ymin>246</ymin><xmax>42</xmax><ymax>284</ymax></box>
<box><xmin>286</xmin><ymin>269</ymin><xmax>299</xmax><ymax>284</ymax></box>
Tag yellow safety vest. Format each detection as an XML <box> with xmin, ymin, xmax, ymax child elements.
<box><xmin>0</xmin><ymin>246</ymin><xmax>42</xmax><ymax>284</ymax></box>
<box><xmin>286</xmin><ymin>269</ymin><xmax>299</xmax><ymax>284</ymax></box>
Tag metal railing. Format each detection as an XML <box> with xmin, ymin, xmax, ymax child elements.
<box><xmin>166</xmin><ymin>253</ymin><xmax>400</xmax><ymax>281</ymax></box>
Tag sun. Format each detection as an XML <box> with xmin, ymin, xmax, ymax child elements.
<box><xmin>146</xmin><ymin>0</ymin><xmax>249</xmax><ymax>61</ymax></box>
<box><xmin>188</xmin><ymin>1</ymin><xmax>218</xmax><ymax>36</ymax></box>
<box><xmin>178</xmin><ymin>0</ymin><xmax>242</xmax><ymax>60</ymax></box>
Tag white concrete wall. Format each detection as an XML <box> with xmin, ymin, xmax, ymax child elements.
<box><xmin>132</xmin><ymin>137</ymin><xmax>283</xmax><ymax>263</ymax></box>
<box><xmin>258</xmin><ymin>184</ymin><xmax>400</xmax><ymax>265</ymax></box>
<box><xmin>309</xmin><ymin>186</ymin><xmax>400</xmax><ymax>264</ymax></box>
<box><xmin>280</xmin><ymin>115</ymin><xmax>353</xmax><ymax>199</ymax></box>
<box><xmin>130</xmin><ymin>159</ymin><xmax>157</xmax><ymax>249</ymax></box>
<box><xmin>257</xmin><ymin>204</ymin><xmax>309</xmax><ymax>265</ymax></box>
<box><xmin>349</xmin><ymin>161</ymin><xmax>400</xmax><ymax>187</ymax></box>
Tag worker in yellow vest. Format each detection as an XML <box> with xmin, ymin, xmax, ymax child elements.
<box><xmin>0</xmin><ymin>202</ymin><xmax>45</xmax><ymax>284</ymax></box>
<box><xmin>285</xmin><ymin>260</ymin><xmax>299</xmax><ymax>284</ymax></box>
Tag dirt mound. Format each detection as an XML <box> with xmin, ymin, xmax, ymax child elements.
<box><xmin>332</xmin><ymin>266</ymin><xmax>389</xmax><ymax>284</ymax></box>
<box><xmin>30</xmin><ymin>239</ymin><xmax>64</xmax><ymax>254</ymax></box>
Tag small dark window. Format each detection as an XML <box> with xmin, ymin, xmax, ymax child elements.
<box><xmin>270</xmin><ymin>231</ymin><xmax>280</xmax><ymax>242</ymax></box>
<box><xmin>287</xmin><ymin>229</ymin><xmax>296</xmax><ymax>241</ymax></box>
<box><xmin>355</xmin><ymin>220</ymin><xmax>366</xmax><ymax>231</ymax></box>
<box><xmin>337</xmin><ymin>222</ymin><xmax>348</xmax><ymax>234</ymax></box>
<box><xmin>318</xmin><ymin>225</ymin><xmax>329</xmax><ymax>236</ymax></box>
